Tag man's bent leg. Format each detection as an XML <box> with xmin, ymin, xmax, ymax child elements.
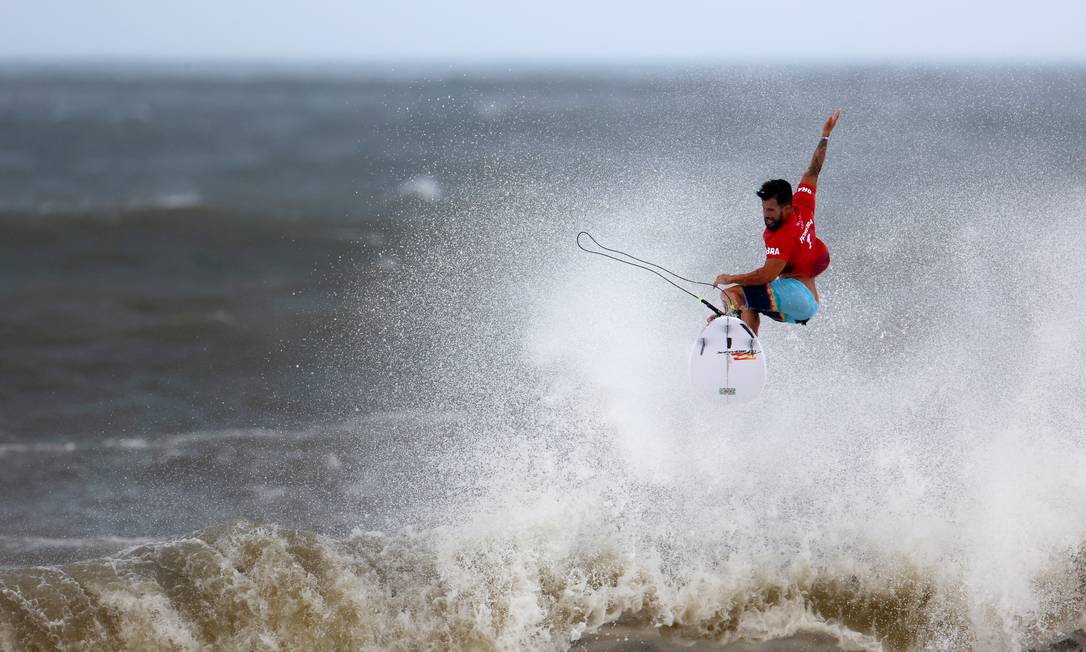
<box><xmin>722</xmin><ymin>286</ymin><xmax>746</xmax><ymax>314</ymax></box>
<box><xmin>718</xmin><ymin>286</ymin><xmax>760</xmax><ymax>333</ymax></box>
<box><xmin>709</xmin><ymin>286</ymin><xmax>744</xmax><ymax>323</ymax></box>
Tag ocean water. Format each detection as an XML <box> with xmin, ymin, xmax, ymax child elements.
<box><xmin>1</xmin><ymin>64</ymin><xmax>1086</xmax><ymax>650</ymax></box>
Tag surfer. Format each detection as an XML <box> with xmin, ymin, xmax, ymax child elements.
<box><xmin>712</xmin><ymin>110</ymin><xmax>840</xmax><ymax>334</ymax></box>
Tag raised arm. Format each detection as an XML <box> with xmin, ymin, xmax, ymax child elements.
<box><xmin>799</xmin><ymin>110</ymin><xmax>841</xmax><ymax>189</ymax></box>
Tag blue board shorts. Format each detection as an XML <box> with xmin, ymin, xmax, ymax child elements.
<box><xmin>741</xmin><ymin>278</ymin><xmax>818</xmax><ymax>324</ymax></box>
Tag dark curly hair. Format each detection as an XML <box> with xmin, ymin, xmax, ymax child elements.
<box><xmin>756</xmin><ymin>179</ymin><xmax>793</xmax><ymax>206</ymax></box>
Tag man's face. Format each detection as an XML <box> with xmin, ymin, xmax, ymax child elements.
<box><xmin>761</xmin><ymin>197</ymin><xmax>791</xmax><ymax>231</ymax></box>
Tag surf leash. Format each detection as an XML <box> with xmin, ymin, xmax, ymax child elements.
<box><xmin>575</xmin><ymin>231</ymin><xmax>726</xmax><ymax>317</ymax></box>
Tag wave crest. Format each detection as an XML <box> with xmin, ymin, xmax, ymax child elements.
<box><xmin>8</xmin><ymin>519</ymin><xmax>1079</xmax><ymax>650</ymax></box>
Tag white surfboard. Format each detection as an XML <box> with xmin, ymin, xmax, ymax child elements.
<box><xmin>689</xmin><ymin>316</ymin><xmax>767</xmax><ymax>403</ymax></box>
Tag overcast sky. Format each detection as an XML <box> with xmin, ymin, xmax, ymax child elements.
<box><xmin>3</xmin><ymin>0</ymin><xmax>1085</xmax><ymax>63</ymax></box>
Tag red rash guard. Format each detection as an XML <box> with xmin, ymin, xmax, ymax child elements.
<box><xmin>762</xmin><ymin>182</ymin><xmax>830</xmax><ymax>278</ymax></box>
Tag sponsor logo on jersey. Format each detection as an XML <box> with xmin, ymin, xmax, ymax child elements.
<box><xmin>799</xmin><ymin>219</ymin><xmax>814</xmax><ymax>247</ymax></box>
<box><xmin>766</xmin><ymin>247</ymin><xmax>781</xmax><ymax>255</ymax></box>
<box><xmin>797</xmin><ymin>186</ymin><xmax>813</xmax><ymax>194</ymax></box>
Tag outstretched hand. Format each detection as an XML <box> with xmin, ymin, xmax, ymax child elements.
<box><xmin>822</xmin><ymin>110</ymin><xmax>842</xmax><ymax>137</ymax></box>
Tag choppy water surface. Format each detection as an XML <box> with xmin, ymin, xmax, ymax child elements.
<box><xmin>1</xmin><ymin>64</ymin><xmax>1086</xmax><ymax>650</ymax></box>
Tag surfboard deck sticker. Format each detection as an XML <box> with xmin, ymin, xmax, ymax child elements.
<box><xmin>689</xmin><ymin>316</ymin><xmax>767</xmax><ymax>403</ymax></box>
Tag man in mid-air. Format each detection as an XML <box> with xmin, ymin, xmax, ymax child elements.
<box><xmin>712</xmin><ymin>111</ymin><xmax>840</xmax><ymax>335</ymax></box>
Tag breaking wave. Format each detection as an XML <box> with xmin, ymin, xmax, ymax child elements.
<box><xmin>1</xmin><ymin>518</ymin><xmax>1032</xmax><ymax>651</ymax></box>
